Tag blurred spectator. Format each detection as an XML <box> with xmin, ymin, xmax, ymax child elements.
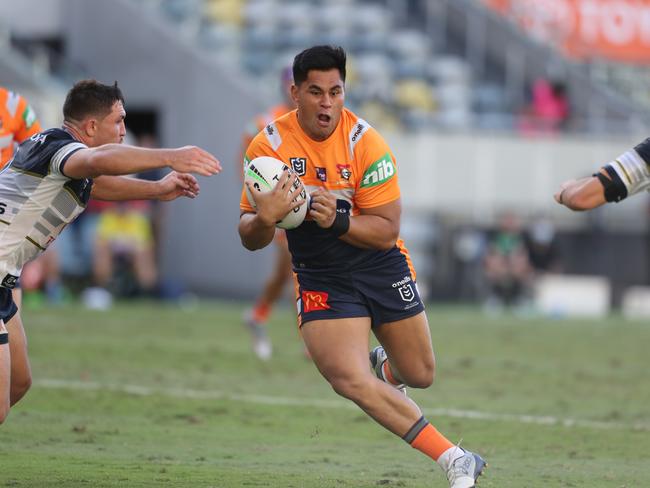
<box><xmin>83</xmin><ymin>134</ymin><xmax>162</xmax><ymax>309</ymax></box>
<box><xmin>518</xmin><ymin>78</ymin><xmax>570</xmax><ymax>135</ymax></box>
<box><xmin>483</xmin><ymin>212</ymin><xmax>533</xmax><ymax>312</ymax></box>
<box><xmin>524</xmin><ymin>215</ymin><xmax>562</xmax><ymax>275</ymax></box>
<box><xmin>452</xmin><ymin>225</ymin><xmax>487</xmax><ymax>302</ymax></box>
<box><xmin>92</xmin><ymin>201</ymin><xmax>158</xmax><ymax>297</ymax></box>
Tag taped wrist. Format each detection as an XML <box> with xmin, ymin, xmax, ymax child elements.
<box><xmin>593</xmin><ymin>166</ymin><xmax>628</xmax><ymax>202</ymax></box>
<box><xmin>328</xmin><ymin>211</ymin><xmax>350</xmax><ymax>237</ymax></box>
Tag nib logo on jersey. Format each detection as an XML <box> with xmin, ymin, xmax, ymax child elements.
<box><xmin>392</xmin><ymin>276</ymin><xmax>415</xmax><ymax>302</ymax></box>
<box><xmin>361</xmin><ymin>153</ymin><xmax>395</xmax><ymax>188</ymax></box>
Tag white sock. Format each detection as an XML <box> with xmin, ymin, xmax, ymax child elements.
<box><xmin>436</xmin><ymin>445</ymin><xmax>465</xmax><ymax>470</ymax></box>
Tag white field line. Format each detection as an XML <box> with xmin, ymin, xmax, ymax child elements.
<box><xmin>36</xmin><ymin>378</ymin><xmax>649</xmax><ymax>432</ymax></box>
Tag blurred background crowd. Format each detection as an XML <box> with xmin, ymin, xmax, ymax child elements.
<box><xmin>2</xmin><ymin>0</ymin><xmax>650</xmax><ymax>318</ymax></box>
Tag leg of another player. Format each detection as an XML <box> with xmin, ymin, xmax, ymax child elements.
<box><xmin>245</xmin><ymin>235</ymin><xmax>292</xmax><ymax>360</ymax></box>
<box><xmin>301</xmin><ymin>317</ymin><xmax>424</xmax><ymax>436</ymax></box>
<box><xmin>0</xmin><ymin>319</ymin><xmax>10</xmax><ymax>423</ymax></box>
<box><xmin>252</xmin><ymin>235</ymin><xmax>292</xmax><ymax>322</ymax></box>
<box><xmin>6</xmin><ymin>312</ymin><xmax>32</xmax><ymax>406</ymax></box>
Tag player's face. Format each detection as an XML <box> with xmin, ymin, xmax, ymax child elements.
<box><xmin>293</xmin><ymin>69</ymin><xmax>344</xmax><ymax>142</ymax></box>
<box><xmin>94</xmin><ymin>101</ymin><xmax>126</xmax><ymax>146</ymax></box>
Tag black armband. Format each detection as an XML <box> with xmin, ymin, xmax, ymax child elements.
<box><xmin>328</xmin><ymin>211</ymin><xmax>350</xmax><ymax>237</ymax></box>
<box><xmin>0</xmin><ymin>333</ymin><xmax>8</xmax><ymax>345</ymax></box>
<box><xmin>593</xmin><ymin>166</ymin><xmax>628</xmax><ymax>203</ymax></box>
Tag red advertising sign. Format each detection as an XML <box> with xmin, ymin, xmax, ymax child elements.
<box><xmin>483</xmin><ymin>0</ymin><xmax>650</xmax><ymax>63</ymax></box>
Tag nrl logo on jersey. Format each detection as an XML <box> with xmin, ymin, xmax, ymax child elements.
<box><xmin>290</xmin><ymin>157</ymin><xmax>306</xmax><ymax>176</ymax></box>
<box><xmin>360</xmin><ymin>153</ymin><xmax>395</xmax><ymax>188</ymax></box>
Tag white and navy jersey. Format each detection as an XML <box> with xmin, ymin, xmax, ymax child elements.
<box><xmin>0</xmin><ymin>128</ymin><xmax>92</xmax><ymax>288</ymax></box>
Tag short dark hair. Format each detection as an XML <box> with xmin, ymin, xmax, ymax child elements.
<box><xmin>63</xmin><ymin>79</ymin><xmax>124</xmax><ymax>122</ymax></box>
<box><xmin>292</xmin><ymin>45</ymin><xmax>346</xmax><ymax>86</ymax></box>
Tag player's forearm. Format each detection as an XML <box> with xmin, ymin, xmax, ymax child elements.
<box><xmin>90</xmin><ymin>175</ymin><xmax>162</xmax><ymax>201</ymax></box>
<box><xmin>557</xmin><ymin>176</ymin><xmax>607</xmax><ymax>211</ymax></box>
<box><xmin>339</xmin><ymin>214</ymin><xmax>399</xmax><ymax>250</ymax></box>
<box><xmin>84</xmin><ymin>145</ymin><xmax>171</xmax><ymax>177</ymax></box>
<box><xmin>238</xmin><ymin>213</ymin><xmax>276</xmax><ymax>250</ymax></box>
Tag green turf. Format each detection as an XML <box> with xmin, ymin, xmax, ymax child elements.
<box><xmin>1</xmin><ymin>300</ymin><xmax>649</xmax><ymax>487</ymax></box>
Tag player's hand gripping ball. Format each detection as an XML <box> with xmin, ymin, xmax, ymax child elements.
<box><xmin>244</xmin><ymin>156</ymin><xmax>310</xmax><ymax>229</ymax></box>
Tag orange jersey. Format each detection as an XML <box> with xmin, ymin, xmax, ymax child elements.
<box><xmin>0</xmin><ymin>88</ymin><xmax>42</xmax><ymax>168</ymax></box>
<box><xmin>240</xmin><ymin>108</ymin><xmax>410</xmax><ymax>271</ymax></box>
<box><xmin>241</xmin><ymin>108</ymin><xmax>400</xmax><ymax>214</ymax></box>
<box><xmin>239</xmin><ymin>104</ymin><xmax>293</xmax><ymax>177</ymax></box>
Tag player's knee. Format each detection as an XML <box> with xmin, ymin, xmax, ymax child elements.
<box><xmin>329</xmin><ymin>374</ymin><xmax>369</xmax><ymax>402</ymax></box>
<box><xmin>403</xmin><ymin>360</ymin><xmax>435</xmax><ymax>389</ymax></box>
<box><xmin>10</xmin><ymin>374</ymin><xmax>32</xmax><ymax>405</ymax></box>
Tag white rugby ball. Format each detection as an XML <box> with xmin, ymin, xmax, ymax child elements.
<box><xmin>244</xmin><ymin>156</ymin><xmax>309</xmax><ymax>229</ymax></box>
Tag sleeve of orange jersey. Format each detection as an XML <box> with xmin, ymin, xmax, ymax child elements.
<box><xmin>353</xmin><ymin>128</ymin><xmax>400</xmax><ymax>209</ymax></box>
<box><xmin>14</xmin><ymin>96</ymin><xmax>42</xmax><ymax>142</ymax></box>
<box><xmin>239</xmin><ymin>134</ymin><xmax>275</xmax><ymax>213</ymax></box>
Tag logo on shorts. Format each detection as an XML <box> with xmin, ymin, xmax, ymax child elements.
<box><xmin>1</xmin><ymin>273</ymin><xmax>18</xmax><ymax>289</ymax></box>
<box><xmin>290</xmin><ymin>157</ymin><xmax>306</xmax><ymax>176</ymax></box>
<box><xmin>302</xmin><ymin>290</ymin><xmax>331</xmax><ymax>313</ymax></box>
<box><xmin>398</xmin><ymin>284</ymin><xmax>415</xmax><ymax>302</ymax></box>
<box><xmin>392</xmin><ymin>276</ymin><xmax>415</xmax><ymax>302</ymax></box>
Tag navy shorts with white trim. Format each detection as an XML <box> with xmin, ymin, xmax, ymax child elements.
<box><xmin>295</xmin><ymin>247</ymin><xmax>425</xmax><ymax>328</ymax></box>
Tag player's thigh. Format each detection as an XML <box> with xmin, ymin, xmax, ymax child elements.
<box><xmin>301</xmin><ymin>317</ymin><xmax>372</xmax><ymax>382</ymax></box>
<box><xmin>373</xmin><ymin>311</ymin><xmax>435</xmax><ymax>381</ymax></box>
<box><xmin>5</xmin><ymin>312</ymin><xmax>31</xmax><ymax>384</ymax></box>
<box><xmin>11</xmin><ymin>288</ymin><xmax>22</xmax><ymax>311</ymax></box>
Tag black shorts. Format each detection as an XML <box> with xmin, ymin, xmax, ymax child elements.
<box><xmin>0</xmin><ymin>287</ymin><xmax>18</xmax><ymax>323</ymax></box>
<box><xmin>295</xmin><ymin>248</ymin><xmax>425</xmax><ymax>328</ymax></box>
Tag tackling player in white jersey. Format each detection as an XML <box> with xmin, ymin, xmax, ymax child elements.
<box><xmin>0</xmin><ymin>79</ymin><xmax>221</xmax><ymax>424</ymax></box>
<box><xmin>555</xmin><ymin>138</ymin><xmax>650</xmax><ymax>209</ymax></box>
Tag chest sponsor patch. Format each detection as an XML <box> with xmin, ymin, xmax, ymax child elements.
<box><xmin>315</xmin><ymin>167</ymin><xmax>327</xmax><ymax>182</ymax></box>
<box><xmin>22</xmin><ymin>105</ymin><xmax>37</xmax><ymax>129</ymax></box>
<box><xmin>302</xmin><ymin>290</ymin><xmax>331</xmax><ymax>313</ymax></box>
<box><xmin>337</xmin><ymin>164</ymin><xmax>352</xmax><ymax>180</ymax></box>
<box><xmin>360</xmin><ymin>153</ymin><xmax>395</xmax><ymax>188</ymax></box>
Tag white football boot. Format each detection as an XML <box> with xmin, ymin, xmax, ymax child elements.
<box><xmin>243</xmin><ymin>310</ymin><xmax>272</xmax><ymax>361</ymax></box>
<box><xmin>369</xmin><ymin>345</ymin><xmax>407</xmax><ymax>395</ymax></box>
<box><xmin>443</xmin><ymin>448</ymin><xmax>487</xmax><ymax>488</ymax></box>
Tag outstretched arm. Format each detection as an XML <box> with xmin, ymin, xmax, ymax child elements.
<box><xmin>62</xmin><ymin>144</ymin><xmax>221</xmax><ymax>179</ymax></box>
<box><xmin>554</xmin><ymin>173</ymin><xmax>607</xmax><ymax>211</ymax></box>
<box><xmin>556</xmin><ymin>138</ymin><xmax>650</xmax><ymax>211</ymax></box>
<box><xmin>91</xmin><ymin>172</ymin><xmax>200</xmax><ymax>201</ymax></box>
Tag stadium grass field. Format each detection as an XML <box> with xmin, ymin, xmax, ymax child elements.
<box><xmin>2</xmin><ymin>300</ymin><xmax>649</xmax><ymax>487</ymax></box>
